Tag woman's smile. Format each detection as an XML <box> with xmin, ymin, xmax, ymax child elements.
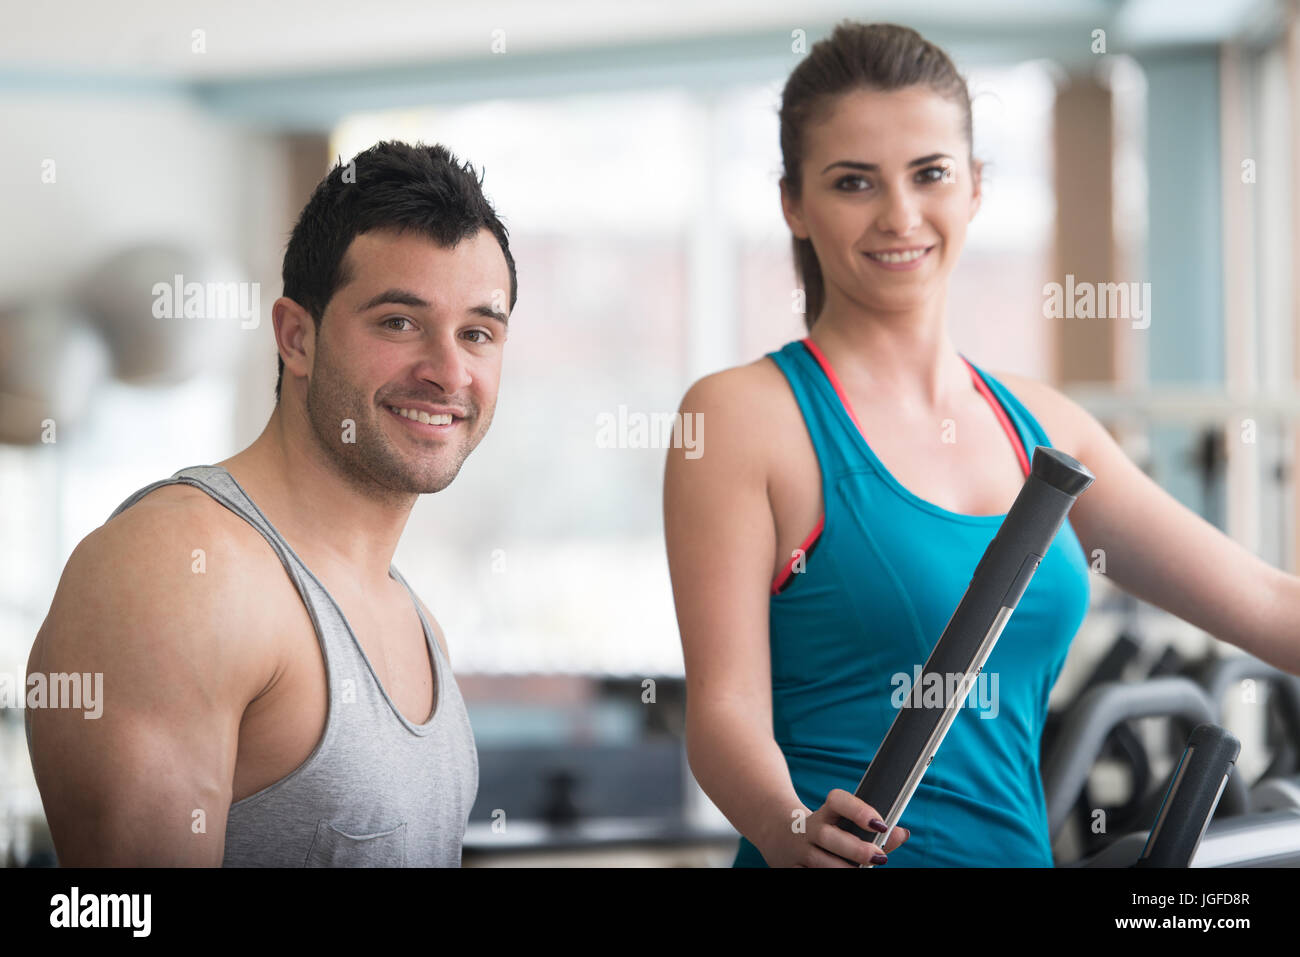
<box><xmin>863</xmin><ymin>244</ymin><xmax>936</xmax><ymax>270</ymax></box>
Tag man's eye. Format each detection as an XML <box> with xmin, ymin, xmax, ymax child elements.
<box><xmin>384</xmin><ymin>316</ymin><xmax>414</xmax><ymax>331</ymax></box>
<box><xmin>463</xmin><ymin>329</ymin><xmax>491</xmax><ymax>344</ymax></box>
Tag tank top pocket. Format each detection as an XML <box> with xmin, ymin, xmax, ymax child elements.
<box><xmin>303</xmin><ymin>820</ymin><xmax>408</xmax><ymax>867</ymax></box>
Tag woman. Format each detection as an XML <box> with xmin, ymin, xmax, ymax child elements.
<box><xmin>663</xmin><ymin>21</ymin><xmax>1300</xmax><ymax>867</ymax></box>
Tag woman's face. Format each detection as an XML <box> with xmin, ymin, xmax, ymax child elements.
<box><xmin>781</xmin><ymin>85</ymin><xmax>981</xmax><ymax>316</ymax></box>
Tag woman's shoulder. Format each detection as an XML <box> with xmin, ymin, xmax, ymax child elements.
<box><xmin>678</xmin><ymin>351</ymin><xmax>800</xmax><ymax>418</ymax></box>
<box><xmin>672</xmin><ymin>354</ymin><xmax>807</xmax><ymax>479</ymax></box>
<box><xmin>982</xmin><ymin>367</ymin><xmax>1090</xmax><ymax>461</ymax></box>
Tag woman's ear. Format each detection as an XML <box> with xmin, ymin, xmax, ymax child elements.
<box><xmin>780</xmin><ymin>177</ymin><xmax>810</xmax><ymax>240</ymax></box>
<box><xmin>968</xmin><ymin>158</ymin><xmax>983</xmax><ymax>220</ymax></box>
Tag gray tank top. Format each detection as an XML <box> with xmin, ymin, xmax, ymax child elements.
<box><xmin>104</xmin><ymin>464</ymin><xmax>479</xmax><ymax>867</ymax></box>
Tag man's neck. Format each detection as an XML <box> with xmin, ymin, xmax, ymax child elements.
<box><xmin>216</xmin><ymin>405</ymin><xmax>415</xmax><ymax>591</ymax></box>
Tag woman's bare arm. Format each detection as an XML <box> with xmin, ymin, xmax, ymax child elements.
<box><xmin>1002</xmin><ymin>371</ymin><xmax>1298</xmax><ymax>675</ymax></box>
<box><xmin>664</xmin><ymin>367</ymin><xmax>908</xmax><ymax>866</ymax></box>
<box><xmin>664</xmin><ymin>369</ymin><xmax>804</xmax><ymax>856</ymax></box>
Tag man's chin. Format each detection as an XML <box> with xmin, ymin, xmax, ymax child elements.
<box><xmin>404</xmin><ymin>466</ymin><xmax>460</xmax><ymax>495</ymax></box>
<box><xmin>399</xmin><ymin>456</ymin><xmax>469</xmax><ymax>496</ymax></box>
<box><xmin>333</xmin><ymin>443</ymin><xmax>465</xmax><ymax>497</ymax></box>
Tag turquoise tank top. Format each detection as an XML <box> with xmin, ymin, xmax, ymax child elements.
<box><xmin>733</xmin><ymin>338</ymin><xmax>1091</xmax><ymax>867</ymax></box>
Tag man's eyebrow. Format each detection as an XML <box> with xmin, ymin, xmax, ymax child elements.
<box><xmin>820</xmin><ymin>153</ymin><xmax>954</xmax><ymax>174</ymax></box>
<box><xmin>357</xmin><ymin>287</ymin><xmax>508</xmax><ymax>326</ymax></box>
<box><xmin>356</xmin><ymin>288</ymin><xmax>431</xmax><ymax>312</ymax></box>
<box><xmin>468</xmin><ymin>303</ymin><xmax>509</xmax><ymax>327</ymax></box>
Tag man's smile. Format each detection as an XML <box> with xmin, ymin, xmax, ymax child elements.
<box><xmin>383</xmin><ymin>403</ymin><xmax>463</xmax><ymax>434</ymax></box>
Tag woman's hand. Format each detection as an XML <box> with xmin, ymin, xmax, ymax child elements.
<box><xmin>759</xmin><ymin>788</ymin><xmax>912</xmax><ymax>868</ymax></box>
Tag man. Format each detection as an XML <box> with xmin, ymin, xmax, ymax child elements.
<box><xmin>25</xmin><ymin>140</ymin><xmax>515</xmax><ymax>866</ymax></box>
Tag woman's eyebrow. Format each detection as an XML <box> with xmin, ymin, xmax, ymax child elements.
<box><xmin>820</xmin><ymin>153</ymin><xmax>953</xmax><ymax>174</ymax></box>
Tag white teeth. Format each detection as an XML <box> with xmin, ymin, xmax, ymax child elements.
<box><xmin>390</xmin><ymin>406</ymin><xmax>453</xmax><ymax>425</ymax></box>
<box><xmin>868</xmin><ymin>247</ymin><xmax>929</xmax><ymax>263</ymax></box>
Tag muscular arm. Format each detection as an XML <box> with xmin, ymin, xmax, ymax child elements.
<box><xmin>1001</xmin><ymin>372</ymin><xmax>1297</xmax><ymax>676</ymax></box>
<box><xmin>664</xmin><ymin>369</ymin><xmax>806</xmax><ymax>856</ymax></box>
<box><xmin>25</xmin><ymin>492</ymin><xmax>274</xmax><ymax>865</ymax></box>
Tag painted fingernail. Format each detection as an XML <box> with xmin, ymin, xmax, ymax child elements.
<box><xmin>871</xmin><ymin>852</ymin><xmax>888</xmax><ymax>865</ymax></box>
<box><xmin>898</xmin><ymin>826</ymin><xmax>911</xmax><ymax>839</ymax></box>
<box><xmin>868</xmin><ymin>818</ymin><xmax>888</xmax><ymax>833</ymax></box>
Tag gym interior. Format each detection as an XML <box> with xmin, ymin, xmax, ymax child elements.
<box><xmin>2</xmin><ymin>1</ymin><xmax>1300</xmax><ymax>870</ymax></box>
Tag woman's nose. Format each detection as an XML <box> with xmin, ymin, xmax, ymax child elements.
<box><xmin>876</xmin><ymin>186</ymin><xmax>922</xmax><ymax>236</ymax></box>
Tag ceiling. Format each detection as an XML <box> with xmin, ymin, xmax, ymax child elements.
<box><xmin>0</xmin><ymin>0</ymin><xmax>1284</xmax><ymax>83</ymax></box>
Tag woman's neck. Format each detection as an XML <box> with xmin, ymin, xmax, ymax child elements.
<box><xmin>807</xmin><ymin>300</ymin><xmax>969</xmax><ymax>414</ymax></box>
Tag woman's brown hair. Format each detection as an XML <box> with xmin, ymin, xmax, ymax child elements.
<box><xmin>779</xmin><ymin>21</ymin><xmax>975</xmax><ymax>329</ymax></box>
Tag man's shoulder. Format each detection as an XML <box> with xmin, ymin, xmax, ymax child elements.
<box><xmin>49</xmin><ymin>479</ymin><xmax>281</xmax><ymax>659</ymax></box>
<box><xmin>96</xmin><ymin>480</ymin><xmax>272</xmax><ymax>569</ymax></box>
<box><xmin>101</xmin><ymin>479</ymin><xmax>226</xmax><ymax>534</ymax></box>
<box><xmin>31</xmin><ymin>477</ymin><xmax>280</xmax><ymax>730</ymax></box>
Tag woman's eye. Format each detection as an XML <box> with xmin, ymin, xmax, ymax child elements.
<box><xmin>837</xmin><ymin>167</ymin><xmax>949</xmax><ymax>191</ymax></box>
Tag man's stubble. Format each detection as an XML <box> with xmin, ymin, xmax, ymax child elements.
<box><xmin>303</xmin><ymin>336</ymin><xmax>492</xmax><ymax>502</ymax></box>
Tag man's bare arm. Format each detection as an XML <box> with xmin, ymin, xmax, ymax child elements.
<box><xmin>25</xmin><ymin>490</ymin><xmax>274</xmax><ymax>865</ymax></box>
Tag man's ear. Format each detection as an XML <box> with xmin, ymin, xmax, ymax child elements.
<box><xmin>779</xmin><ymin>177</ymin><xmax>810</xmax><ymax>240</ymax></box>
<box><xmin>273</xmin><ymin>297</ymin><xmax>315</xmax><ymax>387</ymax></box>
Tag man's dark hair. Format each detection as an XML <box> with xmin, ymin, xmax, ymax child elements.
<box><xmin>276</xmin><ymin>140</ymin><xmax>518</xmax><ymax>402</ymax></box>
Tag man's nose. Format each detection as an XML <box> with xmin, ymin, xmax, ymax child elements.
<box><xmin>415</xmin><ymin>336</ymin><xmax>473</xmax><ymax>393</ymax></box>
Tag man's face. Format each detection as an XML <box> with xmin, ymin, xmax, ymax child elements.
<box><xmin>303</xmin><ymin>227</ymin><xmax>510</xmax><ymax>497</ymax></box>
